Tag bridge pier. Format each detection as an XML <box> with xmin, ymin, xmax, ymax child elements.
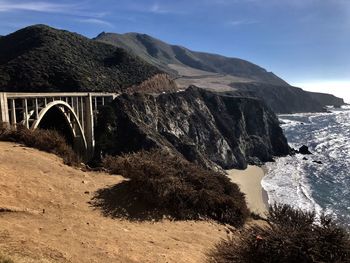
<box><xmin>0</xmin><ymin>93</ymin><xmax>9</xmax><ymax>126</ymax></box>
<box><xmin>85</xmin><ymin>93</ymin><xmax>95</xmax><ymax>160</ymax></box>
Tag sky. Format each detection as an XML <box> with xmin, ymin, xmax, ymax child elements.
<box><xmin>0</xmin><ymin>0</ymin><xmax>349</xmax><ymax>102</ymax></box>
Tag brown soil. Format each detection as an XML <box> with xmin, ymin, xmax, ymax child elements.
<box><xmin>0</xmin><ymin>142</ymin><xmax>227</xmax><ymax>263</ymax></box>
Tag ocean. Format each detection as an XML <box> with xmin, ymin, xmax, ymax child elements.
<box><xmin>262</xmin><ymin>106</ymin><xmax>350</xmax><ymax>228</ymax></box>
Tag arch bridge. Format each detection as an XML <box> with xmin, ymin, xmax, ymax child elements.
<box><xmin>0</xmin><ymin>92</ymin><xmax>118</xmax><ymax>159</ymax></box>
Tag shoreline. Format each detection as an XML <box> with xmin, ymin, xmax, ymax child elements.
<box><xmin>226</xmin><ymin>165</ymin><xmax>269</xmax><ymax>216</ymax></box>
<box><xmin>261</xmin><ymin>165</ymin><xmax>269</xmax><ymax>209</ymax></box>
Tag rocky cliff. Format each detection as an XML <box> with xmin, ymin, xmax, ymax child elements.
<box><xmin>95</xmin><ymin>87</ymin><xmax>290</xmax><ymax>169</ymax></box>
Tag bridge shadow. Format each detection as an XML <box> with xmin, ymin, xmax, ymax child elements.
<box><xmin>91</xmin><ymin>181</ymin><xmax>169</xmax><ymax>222</ymax></box>
<box><xmin>38</xmin><ymin>106</ymin><xmax>75</xmax><ymax>146</ymax></box>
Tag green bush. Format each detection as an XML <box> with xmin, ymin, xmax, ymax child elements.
<box><xmin>95</xmin><ymin>149</ymin><xmax>250</xmax><ymax>227</ymax></box>
<box><xmin>209</xmin><ymin>204</ymin><xmax>350</xmax><ymax>263</ymax></box>
<box><xmin>0</xmin><ymin>124</ymin><xmax>80</xmax><ymax>166</ymax></box>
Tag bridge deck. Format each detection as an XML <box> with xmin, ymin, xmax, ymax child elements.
<box><xmin>4</xmin><ymin>92</ymin><xmax>119</xmax><ymax>99</ymax></box>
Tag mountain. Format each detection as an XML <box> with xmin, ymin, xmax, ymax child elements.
<box><xmin>95</xmin><ymin>32</ymin><xmax>288</xmax><ymax>87</ymax></box>
<box><xmin>0</xmin><ymin>25</ymin><xmax>163</xmax><ymax>92</ymax></box>
<box><xmin>0</xmin><ymin>25</ymin><xmax>344</xmax><ymax>112</ymax></box>
<box><xmin>95</xmin><ymin>32</ymin><xmax>345</xmax><ymax>113</ymax></box>
<box><xmin>95</xmin><ymin>86</ymin><xmax>290</xmax><ymax>170</ymax></box>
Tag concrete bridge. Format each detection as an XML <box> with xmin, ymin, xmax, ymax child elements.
<box><xmin>0</xmin><ymin>92</ymin><xmax>118</xmax><ymax>159</ymax></box>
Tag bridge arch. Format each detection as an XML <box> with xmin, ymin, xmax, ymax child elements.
<box><xmin>31</xmin><ymin>101</ymin><xmax>88</xmax><ymax>154</ymax></box>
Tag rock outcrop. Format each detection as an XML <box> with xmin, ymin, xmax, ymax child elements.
<box><xmin>95</xmin><ymin>87</ymin><xmax>290</xmax><ymax>169</ymax></box>
<box><xmin>298</xmin><ymin>145</ymin><xmax>312</xmax><ymax>155</ymax></box>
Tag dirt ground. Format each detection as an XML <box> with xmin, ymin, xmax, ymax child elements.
<box><xmin>0</xmin><ymin>142</ymin><xmax>227</xmax><ymax>263</ymax></box>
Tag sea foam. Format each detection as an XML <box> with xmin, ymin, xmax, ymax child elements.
<box><xmin>262</xmin><ymin>108</ymin><xmax>350</xmax><ymax>227</ymax></box>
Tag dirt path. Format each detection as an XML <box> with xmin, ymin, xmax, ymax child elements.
<box><xmin>0</xmin><ymin>142</ymin><xmax>227</xmax><ymax>263</ymax></box>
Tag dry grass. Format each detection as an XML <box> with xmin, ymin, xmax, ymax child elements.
<box><xmin>94</xmin><ymin>149</ymin><xmax>250</xmax><ymax>227</ymax></box>
<box><xmin>209</xmin><ymin>204</ymin><xmax>350</xmax><ymax>263</ymax></box>
<box><xmin>0</xmin><ymin>124</ymin><xmax>80</xmax><ymax>166</ymax></box>
<box><xmin>0</xmin><ymin>141</ymin><xmax>227</xmax><ymax>262</ymax></box>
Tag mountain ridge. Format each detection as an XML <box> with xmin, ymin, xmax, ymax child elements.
<box><xmin>95</xmin><ymin>32</ymin><xmax>289</xmax><ymax>86</ymax></box>
<box><xmin>0</xmin><ymin>25</ymin><xmax>162</xmax><ymax>92</ymax></box>
<box><xmin>95</xmin><ymin>31</ymin><xmax>345</xmax><ymax>113</ymax></box>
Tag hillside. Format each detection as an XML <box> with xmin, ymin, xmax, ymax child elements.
<box><xmin>0</xmin><ymin>25</ymin><xmax>162</xmax><ymax>92</ymax></box>
<box><xmin>0</xmin><ymin>142</ymin><xmax>227</xmax><ymax>262</ymax></box>
<box><xmin>96</xmin><ymin>32</ymin><xmax>345</xmax><ymax>113</ymax></box>
<box><xmin>95</xmin><ymin>32</ymin><xmax>288</xmax><ymax>86</ymax></box>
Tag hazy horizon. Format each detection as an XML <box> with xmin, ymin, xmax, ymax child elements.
<box><xmin>292</xmin><ymin>81</ymin><xmax>350</xmax><ymax>103</ymax></box>
<box><xmin>0</xmin><ymin>0</ymin><xmax>349</xmax><ymax>101</ymax></box>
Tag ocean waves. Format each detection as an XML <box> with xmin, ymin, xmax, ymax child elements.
<box><xmin>262</xmin><ymin>108</ymin><xmax>350</xmax><ymax>227</ymax></box>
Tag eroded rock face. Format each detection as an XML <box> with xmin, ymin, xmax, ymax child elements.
<box><xmin>96</xmin><ymin>86</ymin><xmax>290</xmax><ymax>169</ymax></box>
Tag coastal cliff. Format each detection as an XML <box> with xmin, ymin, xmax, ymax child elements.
<box><xmin>228</xmin><ymin>82</ymin><xmax>345</xmax><ymax>113</ymax></box>
<box><xmin>95</xmin><ymin>87</ymin><xmax>290</xmax><ymax>169</ymax></box>
<box><xmin>308</xmin><ymin>92</ymin><xmax>346</xmax><ymax>108</ymax></box>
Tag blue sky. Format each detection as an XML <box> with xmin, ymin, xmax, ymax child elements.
<box><xmin>0</xmin><ymin>0</ymin><xmax>349</xmax><ymax>101</ymax></box>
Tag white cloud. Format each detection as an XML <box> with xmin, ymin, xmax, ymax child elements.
<box><xmin>150</xmin><ymin>3</ymin><xmax>167</xmax><ymax>14</ymax></box>
<box><xmin>0</xmin><ymin>1</ymin><xmax>74</xmax><ymax>12</ymax></box>
<box><xmin>203</xmin><ymin>0</ymin><xmax>258</xmax><ymax>5</ymax></box>
<box><xmin>228</xmin><ymin>19</ymin><xmax>258</xmax><ymax>26</ymax></box>
<box><xmin>0</xmin><ymin>0</ymin><xmax>107</xmax><ymax>18</ymax></box>
<box><xmin>76</xmin><ymin>18</ymin><xmax>113</xmax><ymax>27</ymax></box>
<box><xmin>123</xmin><ymin>2</ymin><xmax>186</xmax><ymax>15</ymax></box>
<box><xmin>149</xmin><ymin>3</ymin><xmax>187</xmax><ymax>14</ymax></box>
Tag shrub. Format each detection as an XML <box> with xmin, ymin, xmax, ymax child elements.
<box><xmin>0</xmin><ymin>124</ymin><xmax>80</xmax><ymax>166</ymax></box>
<box><xmin>209</xmin><ymin>204</ymin><xmax>350</xmax><ymax>263</ymax></box>
<box><xmin>95</xmin><ymin>149</ymin><xmax>250</xmax><ymax>227</ymax></box>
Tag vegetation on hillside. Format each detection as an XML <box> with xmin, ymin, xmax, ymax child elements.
<box><xmin>0</xmin><ymin>25</ymin><xmax>161</xmax><ymax>92</ymax></box>
<box><xmin>93</xmin><ymin>150</ymin><xmax>250</xmax><ymax>227</ymax></box>
<box><xmin>126</xmin><ymin>73</ymin><xmax>178</xmax><ymax>93</ymax></box>
<box><xmin>209</xmin><ymin>204</ymin><xmax>350</xmax><ymax>263</ymax></box>
<box><xmin>0</xmin><ymin>124</ymin><xmax>79</xmax><ymax>165</ymax></box>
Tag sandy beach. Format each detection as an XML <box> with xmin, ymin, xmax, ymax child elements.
<box><xmin>226</xmin><ymin>166</ymin><xmax>268</xmax><ymax>216</ymax></box>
